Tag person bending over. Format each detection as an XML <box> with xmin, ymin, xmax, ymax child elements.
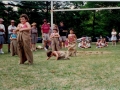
<box><xmin>46</xmin><ymin>51</ymin><xmax>70</xmax><ymax>60</ymax></box>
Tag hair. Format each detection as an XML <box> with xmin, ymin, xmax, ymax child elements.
<box><xmin>69</xmin><ymin>28</ymin><xmax>74</xmax><ymax>33</ymax></box>
<box><xmin>47</xmin><ymin>51</ymin><xmax>52</xmax><ymax>57</ymax></box>
<box><xmin>53</xmin><ymin>29</ymin><xmax>58</xmax><ymax>32</ymax></box>
<box><xmin>60</xmin><ymin>21</ymin><xmax>63</xmax><ymax>23</ymax></box>
<box><xmin>20</xmin><ymin>14</ymin><xmax>29</xmax><ymax>21</ymax></box>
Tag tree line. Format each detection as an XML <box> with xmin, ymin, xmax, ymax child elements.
<box><xmin>0</xmin><ymin>1</ymin><xmax>120</xmax><ymax>39</ymax></box>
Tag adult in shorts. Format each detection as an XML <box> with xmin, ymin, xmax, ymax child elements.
<box><xmin>58</xmin><ymin>21</ymin><xmax>68</xmax><ymax>49</ymax></box>
<box><xmin>41</xmin><ymin>19</ymin><xmax>50</xmax><ymax>51</ymax></box>
<box><xmin>0</xmin><ymin>18</ymin><xmax>5</xmax><ymax>54</ymax></box>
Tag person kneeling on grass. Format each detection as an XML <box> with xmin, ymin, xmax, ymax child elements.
<box><xmin>46</xmin><ymin>51</ymin><xmax>70</xmax><ymax>60</ymax></box>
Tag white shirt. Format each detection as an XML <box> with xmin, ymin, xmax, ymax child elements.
<box><xmin>111</xmin><ymin>31</ymin><xmax>117</xmax><ymax>35</ymax></box>
<box><xmin>8</xmin><ymin>25</ymin><xmax>16</xmax><ymax>34</ymax></box>
<box><xmin>0</xmin><ymin>24</ymin><xmax>5</xmax><ymax>35</ymax></box>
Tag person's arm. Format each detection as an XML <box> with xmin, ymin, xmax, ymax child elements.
<box><xmin>53</xmin><ymin>51</ymin><xmax>59</xmax><ymax>60</ymax></box>
<box><xmin>41</xmin><ymin>25</ymin><xmax>43</xmax><ymax>34</ymax></box>
<box><xmin>8</xmin><ymin>26</ymin><xmax>13</xmax><ymax>33</ymax></box>
<box><xmin>15</xmin><ymin>24</ymin><xmax>21</xmax><ymax>31</ymax></box>
<box><xmin>63</xmin><ymin>27</ymin><xmax>68</xmax><ymax>32</ymax></box>
<box><xmin>50</xmin><ymin>33</ymin><xmax>53</xmax><ymax>39</ymax></box>
<box><xmin>63</xmin><ymin>30</ymin><xmax>68</xmax><ymax>32</ymax></box>
<box><xmin>74</xmin><ymin>34</ymin><xmax>77</xmax><ymax>40</ymax></box>
<box><xmin>19</xmin><ymin>22</ymin><xmax>31</xmax><ymax>32</ymax></box>
<box><xmin>0</xmin><ymin>28</ymin><xmax>4</xmax><ymax>32</ymax></box>
<box><xmin>0</xmin><ymin>25</ymin><xmax>5</xmax><ymax>32</ymax></box>
<box><xmin>10</xmin><ymin>35</ymin><xmax>12</xmax><ymax>40</ymax></box>
<box><xmin>54</xmin><ymin>33</ymin><xmax>60</xmax><ymax>38</ymax></box>
<box><xmin>47</xmin><ymin>56</ymin><xmax>51</xmax><ymax>60</ymax></box>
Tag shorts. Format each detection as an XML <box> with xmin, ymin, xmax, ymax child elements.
<box><xmin>59</xmin><ymin>36</ymin><xmax>66</xmax><ymax>42</ymax></box>
<box><xmin>31</xmin><ymin>34</ymin><xmax>37</xmax><ymax>44</ymax></box>
<box><xmin>42</xmin><ymin>33</ymin><xmax>50</xmax><ymax>41</ymax></box>
<box><xmin>0</xmin><ymin>35</ymin><xmax>4</xmax><ymax>44</ymax></box>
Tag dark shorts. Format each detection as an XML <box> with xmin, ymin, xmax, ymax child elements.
<box><xmin>0</xmin><ymin>35</ymin><xmax>4</xmax><ymax>44</ymax></box>
<box><xmin>8</xmin><ymin>34</ymin><xmax>12</xmax><ymax>44</ymax></box>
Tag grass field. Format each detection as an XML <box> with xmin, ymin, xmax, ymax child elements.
<box><xmin>0</xmin><ymin>43</ymin><xmax>120</xmax><ymax>90</ymax></box>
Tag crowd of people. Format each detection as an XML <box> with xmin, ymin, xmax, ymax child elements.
<box><xmin>0</xmin><ymin>14</ymin><xmax>120</xmax><ymax>64</ymax></box>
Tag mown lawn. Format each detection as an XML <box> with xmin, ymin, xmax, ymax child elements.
<box><xmin>0</xmin><ymin>43</ymin><xmax>120</xmax><ymax>90</ymax></box>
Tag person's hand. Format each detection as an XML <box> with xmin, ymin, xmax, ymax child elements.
<box><xmin>42</xmin><ymin>33</ymin><xmax>44</xmax><ymax>37</ymax></box>
<box><xmin>10</xmin><ymin>29</ymin><xmax>13</xmax><ymax>32</ymax></box>
<box><xmin>63</xmin><ymin>30</ymin><xmax>67</xmax><ymax>32</ymax></box>
<box><xmin>19</xmin><ymin>29</ymin><xmax>23</xmax><ymax>32</ymax></box>
<box><xmin>0</xmin><ymin>28</ymin><xmax>4</xmax><ymax>32</ymax></box>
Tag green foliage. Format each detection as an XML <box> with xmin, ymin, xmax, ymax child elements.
<box><xmin>1</xmin><ymin>1</ymin><xmax>120</xmax><ymax>38</ymax></box>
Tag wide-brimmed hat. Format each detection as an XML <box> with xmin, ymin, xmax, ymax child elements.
<box><xmin>11</xmin><ymin>20</ymin><xmax>15</xmax><ymax>23</ymax></box>
<box><xmin>0</xmin><ymin>18</ymin><xmax>4</xmax><ymax>21</ymax></box>
<box><xmin>31</xmin><ymin>22</ymin><xmax>37</xmax><ymax>26</ymax></box>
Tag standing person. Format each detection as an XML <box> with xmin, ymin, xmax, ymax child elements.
<box><xmin>118</xmin><ymin>33</ymin><xmax>120</xmax><ymax>42</ymax></box>
<box><xmin>41</xmin><ymin>19</ymin><xmax>50</xmax><ymax>51</ymax></box>
<box><xmin>31</xmin><ymin>22</ymin><xmax>38</xmax><ymax>51</ymax></box>
<box><xmin>0</xmin><ymin>18</ymin><xmax>5</xmax><ymax>54</ymax></box>
<box><xmin>50</xmin><ymin>29</ymin><xmax>60</xmax><ymax>51</ymax></box>
<box><xmin>8</xmin><ymin>20</ymin><xmax>16</xmax><ymax>53</ymax></box>
<box><xmin>16</xmin><ymin>14</ymin><xmax>33</xmax><ymax>64</ymax></box>
<box><xmin>111</xmin><ymin>28</ymin><xmax>117</xmax><ymax>46</ymax></box>
<box><xmin>10</xmin><ymin>30</ymin><xmax>17</xmax><ymax>56</ymax></box>
<box><xmin>67</xmin><ymin>29</ymin><xmax>77</xmax><ymax>56</ymax></box>
<box><xmin>58</xmin><ymin>21</ymin><xmax>68</xmax><ymax>49</ymax></box>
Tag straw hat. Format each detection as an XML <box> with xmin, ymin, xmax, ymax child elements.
<box><xmin>0</xmin><ymin>18</ymin><xmax>4</xmax><ymax>21</ymax></box>
<box><xmin>31</xmin><ymin>22</ymin><xmax>37</xmax><ymax>26</ymax></box>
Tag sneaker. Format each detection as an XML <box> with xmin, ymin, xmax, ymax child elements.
<box><xmin>0</xmin><ymin>49</ymin><xmax>4</xmax><ymax>54</ymax></box>
<box><xmin>0</xmin><ymin>51</ymin><xmax>4</xmax><ymax>54</ymax></box>
<box><xmin>1</xmin><ymin>51</ymin><xmax>4</xmax><ymax>54</ymax></box>
<box><xmin>44</xmin><ymin>47</ymin><xmax>48</xmax><ymax>51</ymax></box>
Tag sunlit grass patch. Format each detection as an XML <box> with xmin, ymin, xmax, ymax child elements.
<box><xmin>0</xmin><ymin>43</ymin><xmax>120</xmax><ymax>90</ymax></box>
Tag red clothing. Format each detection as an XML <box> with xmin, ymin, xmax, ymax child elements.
<box><xmin>20</xmin><ymin>23</ymin><xmax>27</xmax><ymax>28</ymax></box>
<box><xmin>41</xmin><ymin>24</ymin><xmax>50</xmax><ymax>33</ymax></box>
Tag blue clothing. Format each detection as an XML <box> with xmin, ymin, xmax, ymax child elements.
<box><xmin>11</xmin><ymin>34</ymin><xmax>17</xmax><ymax>39</ymax></box>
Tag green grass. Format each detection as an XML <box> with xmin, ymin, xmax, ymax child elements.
<box><xmin>0</xmin><ymin>43</ymin><xmax>120</xmax><ymax>90</ymax></box>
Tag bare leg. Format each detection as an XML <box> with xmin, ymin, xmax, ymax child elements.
<box><xmin>114</xmin><ymin>41</ymin><xmax>116</xmax><ymax>46</ymax></box>
<box><xmin>62</xmin><ymin>41</ymin><xmax>65</xmax><ymax>48</ymax></box>
<box><xmin>59</xmin><ymin>41</ymin><xmax>62</xmax><ymax>49</ymax></box>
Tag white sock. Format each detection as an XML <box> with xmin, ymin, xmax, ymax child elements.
<box><xmin>1</xmin><ymin>49</ymin><xmax>4</xmax><ymax>53</ymax></box>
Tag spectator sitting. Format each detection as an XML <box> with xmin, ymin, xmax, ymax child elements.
<box><xmin>96</xmin><ymin>39</ymin><xmax>103</xmax><ymax>48</ymax></box>
<box><xmin>78</xmin><ymin>38</ymin><xmax>88</xmax><ymax>48</ymax></box>
<box><xmin>102</xmin><ymin>38</ymin><xmax>108</xmax><ymax>47</ymax></box>
<box><xmin>86</xmin><ymin>41</ymin><xmax>91</xmax><ymax>48</ymax></box>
